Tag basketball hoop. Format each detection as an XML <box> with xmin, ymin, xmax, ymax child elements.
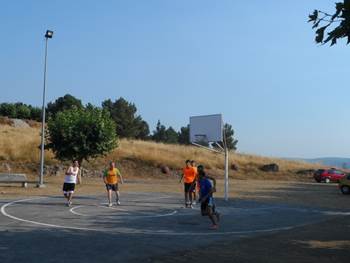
<box><xmin>189</xmin><ymin>114</ymin><xmax>230</xmax><ymax>201</ymax></box>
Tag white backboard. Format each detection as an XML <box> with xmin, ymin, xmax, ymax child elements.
<box><xmin>189</xmin><ymin>114</ymin><xmax>223</xmax><ymax>143</ymax></box>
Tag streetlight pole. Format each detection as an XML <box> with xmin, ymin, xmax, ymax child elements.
<box><xmin>38</xmin><ymin>30</ymin><xmax>53</xmax><ymax>188</ymax></box>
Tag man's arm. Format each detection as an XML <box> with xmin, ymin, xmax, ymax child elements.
<box><xmin>65</xmin><ymin>166</ymin><xmax>72</xmax><ymax>175</ymax></box>
<box><xmin>179</xmin><ymin>169</ymin><xmax>184</xmax><ymax>183</ymax></box>
<box><xmin>118</xmin><ymin>170</ymin><xmax>124</xmax><ymax>184</ymax></box>
<box><xmin>179</xmin><ymin>173</ymin><xmax>184</xmax><ymax>183</ymax></box>
<box><xmin>77</xmin><ymin>168</ymin><xmax>82</xmax><ymax>185</ymax></box>
<box><xmin>208</xmin><ymin>176</ymin><xmax>216</xmax><ymax>193</ymax></box>
<box><xmin>102</xmin><ymin>170</ymin><xmax>108</xmax><ymax>184</ymax></box>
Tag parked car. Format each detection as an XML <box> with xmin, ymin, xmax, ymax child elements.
<box><xmin>313</xmin><ymin>168</ymin><xmax>347</xmax><ymax>183</ymax></box>
<box><xmin>338</xmin><ymin>174</ymin><xmax>350</xmax><ymax>195</ymax></box>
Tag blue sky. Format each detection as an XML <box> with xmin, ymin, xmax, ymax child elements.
<box><xmin>1</xmin><ymin>0</ymin><xmax>349</xmax><ymax>158</ymax></box>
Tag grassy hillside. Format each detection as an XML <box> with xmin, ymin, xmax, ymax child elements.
<box><xmin>0</xmin><ymin>123</ymin><xmax>322</xmax><ymax>180</ymax></box>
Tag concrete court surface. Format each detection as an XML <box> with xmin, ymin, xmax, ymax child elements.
<box><xmin>1</xmin><ymin>191</ymin><xmax>349</xmax><ymax>263</ymax></box>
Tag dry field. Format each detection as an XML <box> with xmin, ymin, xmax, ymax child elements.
<box><xmin>0</xmin><ymin>123</ymin><xmax>321</xmax><ymax>181</ymax></box>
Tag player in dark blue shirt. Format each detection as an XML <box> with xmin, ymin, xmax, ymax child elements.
<box><xmin>198</xmin><ymin>165</ymin><xmax>220</xmax><ymax>229</ymax></box>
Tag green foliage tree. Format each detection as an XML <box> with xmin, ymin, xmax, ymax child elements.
<box><xmin>0</xmin><ymin>102</ymin><xmax>41</xmax><ymax>121</ymax></box>
<box><xmin>102</xmin><ymin>97</ymin><xmax>149</xmax><ymax>139</ymax></box>
<box><xmin>0</xmin><ymin>103</ymin><xmax>17</xmax><ymax>118</ymax></box>
<box><xmin>15</xmin><ymin>103</ymin><xmax>31</xmax><ymax>119</ymax></box>
<box><xmin>152</xmin><ymin>120</ymin><xmax>167</xmax><ymax>142</ymax></box>
<box><xmin>215</xmin><ymin>123</ymin><xmax>238</xmax><ymax>151</ymax></box>
<box><xmin>309</xmin><ymin>0</ymin><xmax>350</xmax><ymax>45</ymax></box>
<box><xmin>47</xmin><ymin>106</ymin><xmax>118</xmax><ymax>164</ymax></box>
<box><xmin>224</xmin><ymin>123</ymin><xmax>238</xmax><ymax>150</ymax></box>
<box><xmin>178</xmin><ymin>125</ymin><xmax>190</xmax><ymax>145</ymax></box>
<box><xmin>136</xmin><ymin>120</ymin><xmax>151</xmax><ymax>140</ymax></box>
<box><xmin>29</xmin><ymin>106</ymin><xmax>42</xmax><ymax>121</ymax></box>
<box><xmin>47</xmin><ymin>94</ymin><xmax>83</xmax><ymax>118</ymax></box>
<box><xmin>165</xmin><ymin>126</ymin><xmax>179</xmax><ymax>144</ymax></box>
<box><xmin>151</xmin><ymin>121</ymin><xmax>179</xmax><ymax>144</ymax></box>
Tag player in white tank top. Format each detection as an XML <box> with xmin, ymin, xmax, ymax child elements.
<box><xmin>62</xmin><ymin>160</ymin><xmax>80</xmax><ymax>206</ymax></box>
<box><xmin>64</xmin><ymin>166</ymin><xmax>79</xmax><ymax>184</ymax></box>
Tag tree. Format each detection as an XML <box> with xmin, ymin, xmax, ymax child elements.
<box><xmin>215</xmin><ymin>123</ymin><xmax>238</xmax><ymax>151</ymax></box>
<box><xmin>0</xmin><ymin>103</ymin><xmax>17</xmax><ymax>118</ymax></box>
<box><xmin>29</xmin><ymin>106</ymin><xmax>42</xmax><ymax>121</ymax></box>
<box><xmin>102</xmin><ymin>97</ymin><xmax>149</xmax><ymax>139</ymax></box>
<box><xmin>223</xmin><ymin>123</ymin><xmax>238</xmax><ymax>150</ymax></box>
<box><xmin>136</xmin><ymin>119</ymin><xmax>150</xmax><ymax>140</ymax></box>
<box><xmin>165</xmin><ymin>126</ymin><xmax>179</xmax><ymax>144</ymax></box>
<box><xmin>47</xmin><ymin>106</ymin><xmax>118</xmax><ymax>164</ymax></box>
<box><xmin>151</xmin><ymin>121</ymin><xmax>179</xmax><ymax>144</ymax></box>
<box><xmin>152</xmin><ymin>120</ymin><xmax>167</xmax><ymax>142</ymax></box>
<box><xmin>309</xmin><ymin>1</ymin><xmax>350</xmax><ymax>45</ymax></box>
<box><xmin>0</xmin><ymin>102</ymin><xmax>41</xmax><ymax>120</ymax></box>
<box><xmin>178</xmin><ymin>125</ymin><xmax>190</xmax><ymax>145</ymax></box>
<box><xmin>15</xmin><ymin>103</ymin><xmax>31</xmax><ymax>119</ymax></box>
<box><xmin>47</xmin><ymin>94</ymin><xmax>83</xmax><ymax>118</ymax></box>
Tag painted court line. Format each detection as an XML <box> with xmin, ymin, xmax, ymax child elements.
<box><xmin>2</xmin><ymin>196</ymin><xmax>349</xmax><ymax>236</ymax></box>
<box><xmin>1</xmin><ymin>198</ymin><xmax>99</xmax><ymax>232</ymax></box>
<box><xmin>70</xmin><ymin>206</ymin><xmax>89</xmax><ymax>216</ymax></box>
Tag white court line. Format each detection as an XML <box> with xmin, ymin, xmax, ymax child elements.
<box><xmin>70</xmin><ymin>205</ymin><xmax>130</xmax><ymax>216</ymax></box>
<box><xmin>72</xmin><ymin>204</ymin><xmax>177</xmax><ymax>218</ymax></box>
<box><xmin>70</xmin><ymin>206</ymin><xmax>89</xmax><ymax>216</ymax></box>
<box><xmin>1</xmin><ymin>198</ymin><xmax>99</xmax><ymax>232</ymax></box>
<box><xmin>2</xmin><ymin>197</ymin><xmax>349</xmax><ymax>236</ymax></box>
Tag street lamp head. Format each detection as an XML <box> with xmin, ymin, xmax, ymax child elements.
<box><xmin>45</xmin><ymin>30</ymin><xmax>54</xmax><ymax>39</ymax></box>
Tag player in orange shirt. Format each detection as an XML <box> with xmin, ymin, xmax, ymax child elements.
<box><xmin>179</xmin><ymin>160</ymin><xmax>197</xmax><ymax>208</ymax></box>
<box><xmin>103</xmin><ymin>161</ymin><xmax>124</xmax><ymax>207</ymax></box>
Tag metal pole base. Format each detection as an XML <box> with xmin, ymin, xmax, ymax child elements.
<box><xmin>36</xmin><ymin>183</ymin><xmax>46</xmax><ymax>188</ymax></box>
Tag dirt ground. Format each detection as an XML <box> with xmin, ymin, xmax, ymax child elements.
<box><xmin>1</xmin><ymin>176</ymin><xmax>349</xmax><ymax>263</ymax></box>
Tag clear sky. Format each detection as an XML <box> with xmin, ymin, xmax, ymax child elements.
<box><xmin>1</xmin><ymin>0</ymin><xmax>349</xmax><ymax>158</ymax></box>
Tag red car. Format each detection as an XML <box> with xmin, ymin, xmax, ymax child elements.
<box><xmin>314</xmin><ymin>169</ymin><xmax>347</xmax><ymax>183</ymax></box>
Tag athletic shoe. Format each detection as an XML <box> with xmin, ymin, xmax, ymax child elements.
<box><xmin>192</xmin><ymin>201</ymin><xmax>196</xmax><ymax>205</ymax></box>
<box><xmin>68</xmin><ymin>201</ymin><xmax>72</xmax><ymax>207</ymax></box>
<box><xmin>108</xmin><ymin>203</ymin><xmax>112</xmax><ymax>207</ymax></box>
<box><xmin>116</xmin><ymin>200</ymin><xmax>121</xmax><ymax>205</ymax></box>
<box><xmin>189</xmin><ymin>204</ymin><xmax>193</xmax><ymax>209</ymax></box>
<box><xmin>209</xmin><ymin>224</ymin><xmax>218</xmax><ymax>230</ymax></box>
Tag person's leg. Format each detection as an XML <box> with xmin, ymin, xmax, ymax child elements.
<box><xmin>188</xmin><ymin>189</ymin><xmax>193</xmax><ymax>207</ymax></box>
<box><xmin>107</xmin><ymin>187</ymin><xmax>112</xmax><ymax>206</ymax></box>
<box><xmin>190</xmin><ymin>182</ymin><xmax>196</xmax><ymax>205</ymax></box>
<box><xmin>67</xmin><ymin>192</ymin><xmax>73</xmax><ymax>205</ymax></box>
<box><xmin>207</xmin><ymin>207</ymin><xmax>218</xmax><ymax>226</ymax></box>
<box><xmin>114</xmin><ymin>184</ymin><xmax>120</xmax><ymax>205</ymax></box>
<box><xmin>184</xmin><ymin>184</ymin><xmax>189</xmax><ymax>207</ymax></box>
<box><xmin>67</xmin><ymin>184</ymin><xmax>76</xmax><ymax>206</ymax></box>
<box><xmin>212</xmin><ymin>204</ymin><xmax>220</xmax><ymax>222</ymax></box>
<box><xmin>63</xmin><ymin>184</ymin><xmax>68</xmax><ymax>201</ymax></box>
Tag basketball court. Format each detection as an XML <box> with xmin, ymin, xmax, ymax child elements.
<box><xmin>1</xmin><ymin>191</ymin><xmax>349</xmax><ymax>262</ymax></box>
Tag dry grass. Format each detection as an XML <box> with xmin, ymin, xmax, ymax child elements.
<box><xmin>0</xmin><ymin>125</ymin><xmax>55</xmax><ymax>163</ymax></box>
<box><xmin>107</xmin><ymin>139</ymin><xmax>317</xmax><ymax>172</ymax></box>
<box><xmin>0</xmin><ymin>124</ymin><xmax>320</xmax><ymax>179</ymax></box>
